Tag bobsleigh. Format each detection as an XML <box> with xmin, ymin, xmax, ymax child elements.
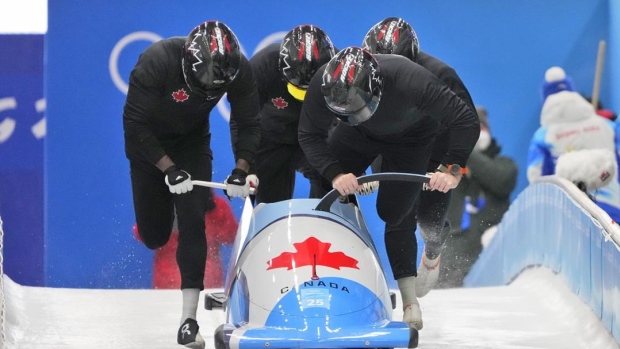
<box><xmin>195</xmin><ymin>173</ymin><xmax>429</xmax><ymax>349</ymax></box>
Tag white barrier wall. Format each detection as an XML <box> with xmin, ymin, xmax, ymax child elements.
<box><xmin>465</xmin><ymin>176</ymin><xmax>620</xmax><ymax>343</ymax></box>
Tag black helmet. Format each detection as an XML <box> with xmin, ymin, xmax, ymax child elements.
<box><xmin>321</xmin><ymin>47</ymin><xmax>383</xmax><ymax>126</ymax></box>
<box><xmin>182</xmin><ymin>21</ymin><xmax>241</xmax><ymax>99</ymax></box>
<box><xmin>279</xmin><ymin>25</ymin><xmax>335</xmax><ymax>101</ymax></box>
<box><xmin>362</xmin><ymin>17</ymin><xmax>419</xmax><ymax>61</ymax></box>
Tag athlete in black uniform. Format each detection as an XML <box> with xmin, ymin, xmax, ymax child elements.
<box><xmin>123</xmin><ymin>21</ymin><xmax>259</xmax><ymax>349</ymax></box>
<box><xmin>248</xmin><ymin>25</ymin><xmax>335</xmax><ymax>203</ymax></box>
<box><xmin>362</xmin><ymin>17</ymin><xmax>478</xmax><ymax>299</ymax></box>
<box><xmin>298</xmin><ymin>47</ymin><xmax>479</xmax><ymax>330</ymax></box>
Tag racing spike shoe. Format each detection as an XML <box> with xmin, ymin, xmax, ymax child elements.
<box><xmin>415</xmin><ymin>253</ymin><xmax>441</xmax><ymax>298</ymax></box>
<box><xmin>403</xmin><ymin>299</ymin><xmax>423</xmax><ymax>330</ymax></box>
<box><xmin>177</xmin><ymin>318</ymin><xmax>205</xmax><ymax>349</ymax></box>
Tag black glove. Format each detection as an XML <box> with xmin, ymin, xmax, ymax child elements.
<box><xmin>224</xmin><ymin>168</ymin><xmax>250</xmax><ymax>199</ymax></box>
<box><xmin>164</xmin><ymin>165</ymin><xmax>193</xmax><ymax>194</ymax></box>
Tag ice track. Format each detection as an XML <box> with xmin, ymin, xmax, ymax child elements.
<box><xmin>3</xmin><ymin>267</ymin><xmax>618</xmax><ymax>349</ymax></box>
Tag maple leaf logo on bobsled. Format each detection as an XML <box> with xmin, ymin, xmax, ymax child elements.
<box><xmin>267</xmin><ymin>237</ymin><xmax>359</xmax><ymax>280</ymax></box>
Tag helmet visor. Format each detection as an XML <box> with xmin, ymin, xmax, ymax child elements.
<box><xmin>182</xmin><ymin>57</ymin><xmax>228</xmax><ymax>100</ymax></box>
<box><xmin>323</xmin><ymin>80</ymin><xmax>379</xmax><ymax>126</ymax></box>
<box><xmin>329</xmin><ymin>97</ymin><xmax>379</xmax><ymax>126</ymax></box>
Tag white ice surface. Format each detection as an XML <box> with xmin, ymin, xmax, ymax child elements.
<box><xmin>4</xmin><ymin>267</ymin><xmax>619</xmax><ymax>349</ymax></box>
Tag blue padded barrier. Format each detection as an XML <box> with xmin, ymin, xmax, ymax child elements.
<box><xmin>465</xmin><ymin>176</ymin><xmax>620</xmax><ymax>343</ymax></box>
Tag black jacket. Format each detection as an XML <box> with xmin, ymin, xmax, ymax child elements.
<box><xmin>298</xmin><ymin>54</ymin><xmax>480</xmax><ymax>182</ymax></box>
<box><xmin>123</xmin><ymin>37</ymin><xmax>260</xmax><ymax>165</ymax></box>
<box><xmin>249</xmin><ymin>43</ymin><xmax>304</xmax><ymax>145</ymax></box>
<box><xmin>416</xmin><ymin>51</ymin><xmax>477</xmax><ymax>168</ymax></box>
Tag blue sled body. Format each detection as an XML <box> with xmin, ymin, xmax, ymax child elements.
<box><xmin>207</xmin><ymin>174</ymin><xmax>425</xmax><ymax>349</ymax></box>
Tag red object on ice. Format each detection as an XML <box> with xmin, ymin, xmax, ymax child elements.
<box><xmin>133</xmin><ymin>193</ymin><xmax>239</xmax><ymax>289</ymax></box>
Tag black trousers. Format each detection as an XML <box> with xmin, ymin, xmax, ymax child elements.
<box><xmin>129</xmin><ymin>151</ymin><xmax>213</xmax><ymax>290</ymax></box>
<box><xmin>371</xmin><ymin>151</ymin><xmax>453</xmax><ymax>270</ymax></box>
<box><xmin>412</xmin><ymin>189</ymin><xmax>452</xmax><ymax>259</ymax></box>
<box><xmin>254</xmin><ymin>137</ymin><xmax>327</xmax><ymax>204</ymax></box>
<box><xmin>328</xmin><ymin>125</ymin><xmax>432</xmax><ymax>280</ymax></box>
<box><xmin>416</xmin><ymin>140</ymin><xmax>453</xmax><ymax>260</ymax></box>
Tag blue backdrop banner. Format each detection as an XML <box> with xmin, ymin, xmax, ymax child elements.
<box><xmin>46</xmin><ymin>0</ymin><xmax>610</xmax><ymax>288</ymax></box>
<box><xmin>0</xmin><ymin>34</ymin><xmax>45</xmax><ymax>286</ymax></box>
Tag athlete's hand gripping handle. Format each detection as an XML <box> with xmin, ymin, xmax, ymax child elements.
<box><xmin>164</xmin><ymin>165</ymin><xmax>193</xmax><ymax>194</ymax></box>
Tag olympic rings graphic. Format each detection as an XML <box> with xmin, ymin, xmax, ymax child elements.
<box><xmin>109</xmin><ymin>30</ymin><xmax>287</xmax><ymax>122</ymax></box>
<box><xmin>109</xmin><ymin>31</ymin><xmax>164</xmax><ymax>95</ymax></box>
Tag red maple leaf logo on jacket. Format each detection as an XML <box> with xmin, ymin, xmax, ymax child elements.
<box><xmin>271</xmin><ymin>97</ymin><xmax>288</xmax><ymax>109</ymax></box>
<box><xmin>172</xmin><ymin>88</ymin><xmax>189</xmax><ymax>102</ymax></box>
<box><xmin>267</xmin><ymin>237</ymin><xmax>359</xmax><ymax>279</ymax></box>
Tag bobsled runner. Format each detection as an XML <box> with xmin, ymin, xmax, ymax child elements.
<box><xmin>194</xmin><ymin>173</ymin><xmax>430</xmax><ymax>349</ymax></box>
